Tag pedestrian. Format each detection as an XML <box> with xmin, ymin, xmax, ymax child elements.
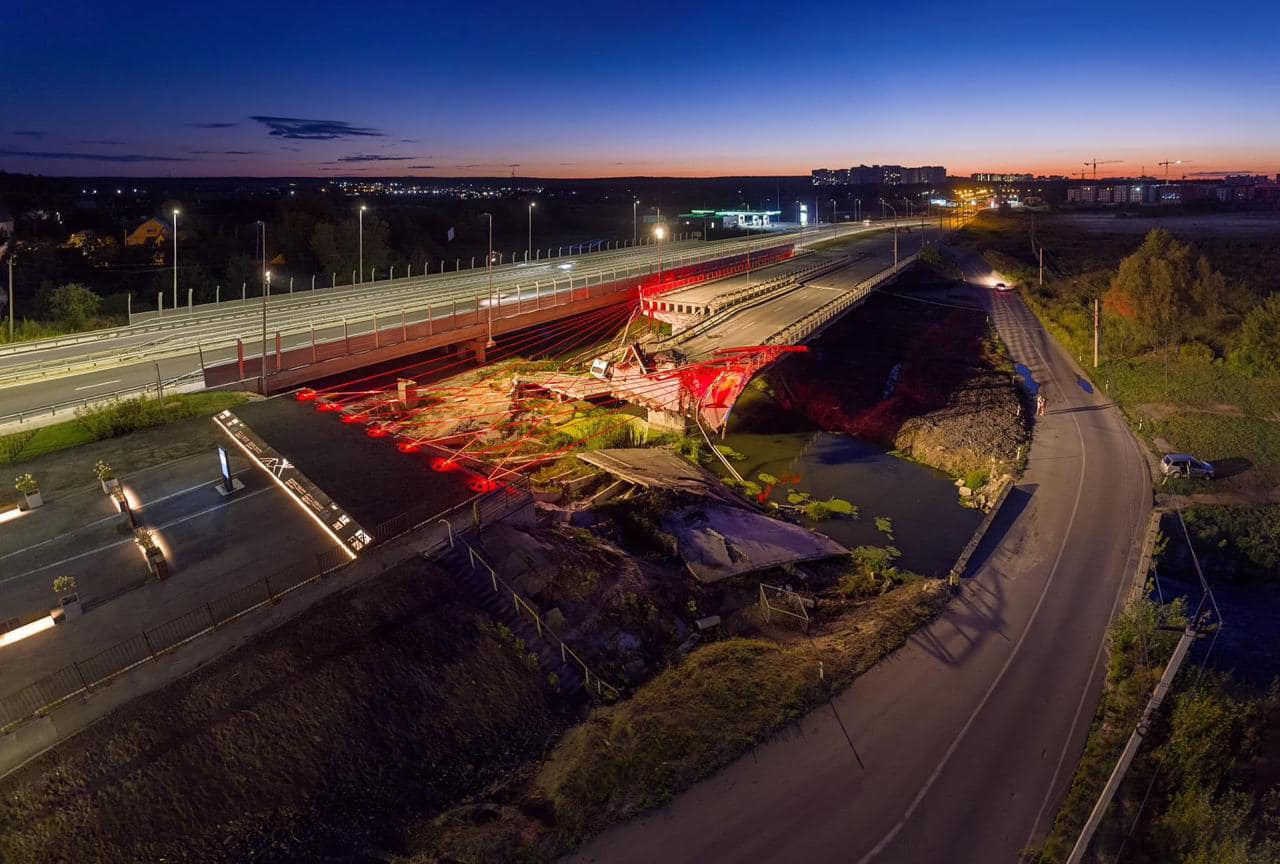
<box><xmin>1036</xmin><ymin>392</ymin><xmax>1046</xmax><ymax>417</ymax></box>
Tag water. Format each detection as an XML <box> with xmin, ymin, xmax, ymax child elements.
<box><xmin>719</xmin><ymin>430</ymin><xmax>984</xmax><ymax>578</ymax></box>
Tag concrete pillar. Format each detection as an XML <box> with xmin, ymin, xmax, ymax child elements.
<box><xmin>397</xmin><ymin>378</ymin><xmax>420</xmax><ymax>409</ymax></box>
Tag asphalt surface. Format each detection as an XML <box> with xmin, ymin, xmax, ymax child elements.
<box><xmin>0</xmin><ymin>450</ymin><xmax>330</xmax><ymax>692</ymax></box>
<box><xmin>562</xmin><ymin>256</ymin><xmax>1152</xmax><ymax>864</ymax></box>
<box><xmin>676</xmin><ymin>229</ymin><xmax>915</xmax><ymax>357</ymax></box>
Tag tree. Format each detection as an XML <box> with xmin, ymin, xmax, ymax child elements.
<box><xmin>1235</xmin><ymin>293</ymin><xmax>1280</xmax><ymax>374</ymax></box>
<box><xmin>310</xmin><ymin>215</ymin><xmax>392</xmax><ymax>281</ymax></box>
<box><xmin>45</xmin><ymin>282</ymin><xmax>100</xmax><ymax>329</ymax></box>
<box><xmin>1106</xmin><ymin>230</ymin><xmax>1230</xmax><ymax>387</ymax></box>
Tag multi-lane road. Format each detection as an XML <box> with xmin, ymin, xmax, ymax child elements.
<box><xmin>0</xmin><ymin>221</ymin><xmax>918</xmax><ymax>422</ymax></box>
<box><xmin>564</xmin><ymin>253</ymin><xmax>1152</xmax><ymax>864</ymax></box>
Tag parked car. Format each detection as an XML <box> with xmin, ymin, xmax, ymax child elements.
<box><xmin>1160</xmin><ymin>453</ymin><xmax>1215</xmax><ymax>479</ymax></box>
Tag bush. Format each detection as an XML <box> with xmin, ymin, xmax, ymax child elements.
<box><xmin>45</xmin><ymin>283</ymin><xmax>101</xmax><ymax>330</ymax></box>
<box><xmin>1234</xmin><ymin>293</ymin><xmax>1280</xmax><ymax>374</ymax></box>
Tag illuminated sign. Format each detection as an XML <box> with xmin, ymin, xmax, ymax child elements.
<box><xmin>799</xmin><ymin>204</ymin><xmax>809</xmax><ymax>227</ymax></box>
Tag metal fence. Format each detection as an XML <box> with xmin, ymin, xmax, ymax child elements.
<box><xmin>0</xmin><ymin>545</ymin><xmax>350</xmax><ymax>731</ymax></box>
<box><xmin>0</xmin><ymin>481</ymin><xmax>532</xmax><ymax>733</ymax></box>
<box><xmin>457</xmin><ymin>537</ymin><xmax>621</xmax><ymax>701</ymax></box>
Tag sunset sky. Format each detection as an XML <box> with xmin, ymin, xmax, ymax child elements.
<box><xmin>3</xmin><ymin>0</ymin><xmax>1278</xmax><ymax>179</ymax></box>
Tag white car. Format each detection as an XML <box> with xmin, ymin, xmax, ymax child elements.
<box><xmin>1160</xmin><ymin>453</ymin><xmax>1215</xmax><ymax>480</ymax></box>
<box><xmin>993</xmin><ymin>281</ymin><xmax>1013</xmax><ymax>292</ymax></box>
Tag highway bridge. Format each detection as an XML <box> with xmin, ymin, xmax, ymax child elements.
<box><xmin>0</xmin><ymin>220</ymin><xmax>926</xmax><ymax>424</ymax></box>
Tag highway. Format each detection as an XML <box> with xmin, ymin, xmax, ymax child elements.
<box><xmin>672</xmin><ymin>231</ymin><xmax>904</xmax><ymax>357</ymax></box>
<box><xmin>0</xmin><ymin>221</ymin><xmax>912</xmax><ymax>421</ymax></box>
<box><xmin>562</xmin><ymin>254</ymin><xmax>1152</xmax><ymax>864</ymax></box>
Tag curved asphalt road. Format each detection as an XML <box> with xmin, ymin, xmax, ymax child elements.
<box><xmin>563</xmin><ymin>255</ymin><xmax>1152</xmax><ymax>863</ymax></box>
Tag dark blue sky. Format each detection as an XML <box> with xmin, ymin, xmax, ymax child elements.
<box><xmin>3</xmin><ymin>0</ymin><xmax>1278</xmax><ymax>177</ymax></box>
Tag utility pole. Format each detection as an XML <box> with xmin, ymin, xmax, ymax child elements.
<box><xmin>482</xmin><ymin>212</ymin><xmax>494</xmax><ymax>347</ymax></box>
<box><xmin>1093</xmin><ymin>296</ymin><xmax>1100</xmax><ymax>368</ymax></box>
<box><xmin>1039</xmin><ymin>247</ymin><xmax>1044</xmax><ymax>286</ymax></box>
<box><xmin>7</xmin><ymin>254</ymin><xmax>13</xmax><ymax>342</ymax></box>
<box><xmin>632</xmin><ymin>199</ymin><xmax>639</xmax><ymax>245</ymax></box>
<box><xmin>171</xmin><ymin>208</ymin><xmax>180</xmax><ymax>310</ymax></box>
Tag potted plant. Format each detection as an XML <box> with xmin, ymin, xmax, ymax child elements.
<box><xmin>94</xmin><ymin>460</ymin><xmax>120</xmax><ymax>494</ymax></box>
<box><xmin>53</xmin><ymin>575</ymin><xmax>82</xmax><ymax>621</ymax></box>
<box><xmin>14</xmin><ymin>473</ymin><xmax>42</xmax><ymax>509</ymax></box>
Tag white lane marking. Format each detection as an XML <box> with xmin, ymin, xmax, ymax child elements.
<box><xmin>0</xmin><ymin>487</ymin><xmax>271</xmax><ymax>584</ymax></box>
<box><xmin>857</xmin><ymin>293</ymin><xmax>1091</xmax><ymax>864</ymax></box>
<box><xmin>73</xmin><ymin>379</ymin><xmax>122</xmax><ymax>391</ymax></box>
<box><xmin>0</xmin><ymin>469</ymin><xmax>253</xmax><ymax>565</ymax></box>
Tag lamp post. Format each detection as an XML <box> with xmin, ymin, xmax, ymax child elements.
<box><xmin>831</xmin><ymin>199</ymin><xmax>837</xmax><ymax>241</ymax></box>
<box><xmin>527</xmin><ymin>201</ymin><xmax>535</xmax><ymax>261</ymax></box>
<box><xmin>482</xmin><ymin>212</ymin><xmax>494</xmax><ymax>347</ymax></box>
<box><xmin>632</xmin><ymin>199</ymin><xmax>639</xmax><ymax>245</ymax></box>
<box><xmin>880</xmin><ymin>199</ymin><xmax>898</xmax><ymax>266</ymax></box>
<box><xmin>653</xmin><ymin>224</ymin><xmax>666</xmax><ymax>285</ymax></box>
<box><xmin>358</xmin><ymin>205</ymin><xmax>366</xmax><ymax>283</ymax></box>
<box><xmin>260</xmin><ymin>269</ymin><xmax>271</xmax><ymax>394</ymax></box>
<box><xmin>171</xmin><ymin>208</ymin><xmax>180</xmax><ymax>310</ymax></box>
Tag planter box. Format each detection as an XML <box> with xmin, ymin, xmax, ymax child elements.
<box><xmin>22</xmin><ymin>490</ymin><xmax>43</xmax><ymax>509</ymax></box>
<box><xmin>60</xmin><ymin>595</ymin><xmax>83</xmax><ymax>621</ymax></box>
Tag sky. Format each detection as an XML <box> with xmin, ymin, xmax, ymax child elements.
<box><xmin>2</xmin><ymin>0</ymin><xmax>1279</xmax><ymax>179</ymax></box>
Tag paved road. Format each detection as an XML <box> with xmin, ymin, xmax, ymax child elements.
<box><xmin>0</xmin><ymin>222</ymin><xmax>921</xmax><ymax>421</ymax></box>
<box><xmin>563</xmin><ymin>258</ymin><xmax>1151</xmax><ymax>864</ymax></box>
<box><xmin>0</xmin><ymin>450</ymin><xmax>329</xmax><ymax>694</ymax></box>
<box><xmin>675</xmin><ymin>230</ymin><xmax>913</xmax><ymax>357</ymax></box>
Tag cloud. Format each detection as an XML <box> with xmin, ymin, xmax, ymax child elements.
<box><xmin>251</xmin><ymin>115</ymin><xmax>382</xmax><ymax>140</ymax></box>
<box><xmin>186</xmin><ymin>122</ymin><xmax>237</xmax><ymax>128</ymax></box>
<box><xmin>400</xmin><ymin>138</ymin><xmax>421</xmax><ymax>143</ymax></box>
<box><xmin>0</xmin><ymin>147</ymin><xmax>187</xmax><ymax>163</ymax></box>
<box><xmin>409</xmin><ymin>164</ymin><xmax>437</xmax><ymax>169</ymax></box>
<box><xmin>280</xmin><ymin>145</ymin><xmax>303</xmax><ymax>152</ymax></box>
<box><xmin>1187</xmin><ymin>170</ymin><xmax>1254</xmax><ymax>177</ymax></box>
<box><xmin>336</xmin><ymin>153</ymin><xmax>417</xmax><ymax>163</ymax></box>
<box><xmin>80</xmin><ymin>139</ymin><xmax>126</xmax><ymax>145</ymax></box>
<box><xmin>9</xmin><ymin>130</ymin><xmax>46</xmax><ymax>138</ymax></box>
<box><xmin>222</xmin><ymin>150</ymin><xmax>257</xmax><ymax>155</ymax></box>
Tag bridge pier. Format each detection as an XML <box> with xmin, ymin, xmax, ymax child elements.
<box><xmin>646</xmin><ymin>408</ymin><xmax>689</xmax><ymax>434</ymax></box>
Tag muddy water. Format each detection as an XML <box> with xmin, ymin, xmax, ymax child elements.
<box><xmin>718</xmin><ymin>430</ymin><xmax>983</xmax><ymax>577</ymax></box>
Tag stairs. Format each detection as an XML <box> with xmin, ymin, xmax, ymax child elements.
<box><xmin>434</xmin><ymin>541</ymin><xmax>586</xmax><ymax>696</ymax></box>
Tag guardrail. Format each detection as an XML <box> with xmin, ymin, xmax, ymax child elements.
<box><xmin>0</xmin><ymin>233</ymin><xmax>828</xmax><ymax>389</ymax></box>
<box><xmin>0</xmin><ymin>370</ymin><xmax>205</xmax><ymax>431</ymax></box>
<box><xmin>766</xmin><ymin>252</ymin><xmax>921</xmax><ymax>346</ymax></box>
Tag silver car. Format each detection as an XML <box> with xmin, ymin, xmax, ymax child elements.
<box><xmin>1160</xmin><ymin>453</ymin><xmax>1215</xmax><ymax>479</ymax></box>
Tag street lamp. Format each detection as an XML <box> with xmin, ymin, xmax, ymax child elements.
<box><xmin>260</xmin><ymin>269</ymin><xmax>271</xmax><ymax>394</ymax></box>
<box><xmin>482</xmin><ymin>212</ymin><xmax>495</xmax><ymax>347</ymax></box>
<box><xmin>527</xmin><ymin>201</ymin><xmax>535</xmax><ymax>262</ymax></box>
<box><xmin>880</xmin><ymin>199</ymin><xmax>898</xmax><ymax>266</ymax></box>
<box><xmin>830</xmin><ymin>198</ymin><xmax>837</xmax><ymax>241</ymax></box>
<box><xmin>633</xmin><ymin>199</ymin><xmax>639</xmax><ymax>245</ymax></box>
<box><xmin>358</xmin><ymin>205</ymin><xmax>367</xmax><ymax>284</ymax></box>
<box><xmin>653</xmin><ymin>224</ymin><xmax>667</xmax><ymax>285</ymax></box>
<box><xmin>171</xmin><ymin>208</ymin><xmax>180</xmax><ymax>310</ymax></box>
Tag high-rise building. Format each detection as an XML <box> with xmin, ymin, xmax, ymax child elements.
<box><xmin>812</xmin><ymin>165</ymin><xmax>946</xmax><ymax>185</ymax></box>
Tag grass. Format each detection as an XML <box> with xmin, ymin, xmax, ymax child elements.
<box><xmin>0</xmin><ymin>558</ymin><xmax>563</xmax><ymax>863</ymax></box>
<box><xmin>0</xmin><ymin>392</ymin><xmax>249</xmax><ymax>466</ymax></box>
<box><xmin>961</xmin><ymin>212</ymin><xmax>1280</xmax><ymax>489</ymax></box>
<box><xmin>1033</xmin><ymin>595</ymin><xmax>1187</xmax><ymax>863</ymax></box>
<box><xmin>415</xmin><ymin>578</ymin><xmax>952</xmax><ymax>861</ymax></box>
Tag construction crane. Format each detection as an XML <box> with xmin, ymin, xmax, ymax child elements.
<box><xmin>1083</xmin><ymin>158</ymin><xmax>1122</xmax><ymax>180</ymax></box>
<box><xmin>1157</xmin><ymin>159</ymin><xmax>1190</xmax><ymax>181</ymax></box>
<box><xmin>508</xmin><ymin>163</ymin><xmax>520</xmax><ymax>179</ymax></box>
<box><xmin>1074</xmin><ymin>169</ymin><xmax>1090</xmax><ymax>181</ymax></box>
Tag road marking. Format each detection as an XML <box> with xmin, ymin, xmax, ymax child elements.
<box><xmin>0</xmin><ymin>469</ymin><xmax>253</xmax><ymax>565</ymax></box>
<box><xmin>73</xmin><ymin>379</ymin><xmax>122</xmax><ymax>391</ymax></box>
<box><xmin>857</xmin><ymin>293</ymin><xmax>1091</xmax><ymax>864</ymax></box>
<box><xmin>0</xmin><ymin>486</ymin><xmax>271</xmax><ymax>584</ymax></box>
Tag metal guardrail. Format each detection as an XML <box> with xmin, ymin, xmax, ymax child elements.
<box><xmin>0</xmin><ymin>370</ymin><xmax>205</xmax><ymax>431</ymax></box>
<box><xmin>766</xmin><ymin>252</ymin><xmax>921</xmax><ymax>346</ymax></box>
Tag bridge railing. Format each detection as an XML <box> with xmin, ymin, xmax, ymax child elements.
<box><xmin>766</xmin><ymin>252</ymin><xmax>921</xmax><ymax>346</ymax></box>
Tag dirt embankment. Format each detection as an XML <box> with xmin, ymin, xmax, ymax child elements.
<box><xmin>768</xmin><ymin>268</ymin><xmax>1028</xmax><ymax>478</ymax></box>
<box><xmin>0</xmin><ymin>559</ymin><xmax>569</xmax><ymax>864</ymax></box>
